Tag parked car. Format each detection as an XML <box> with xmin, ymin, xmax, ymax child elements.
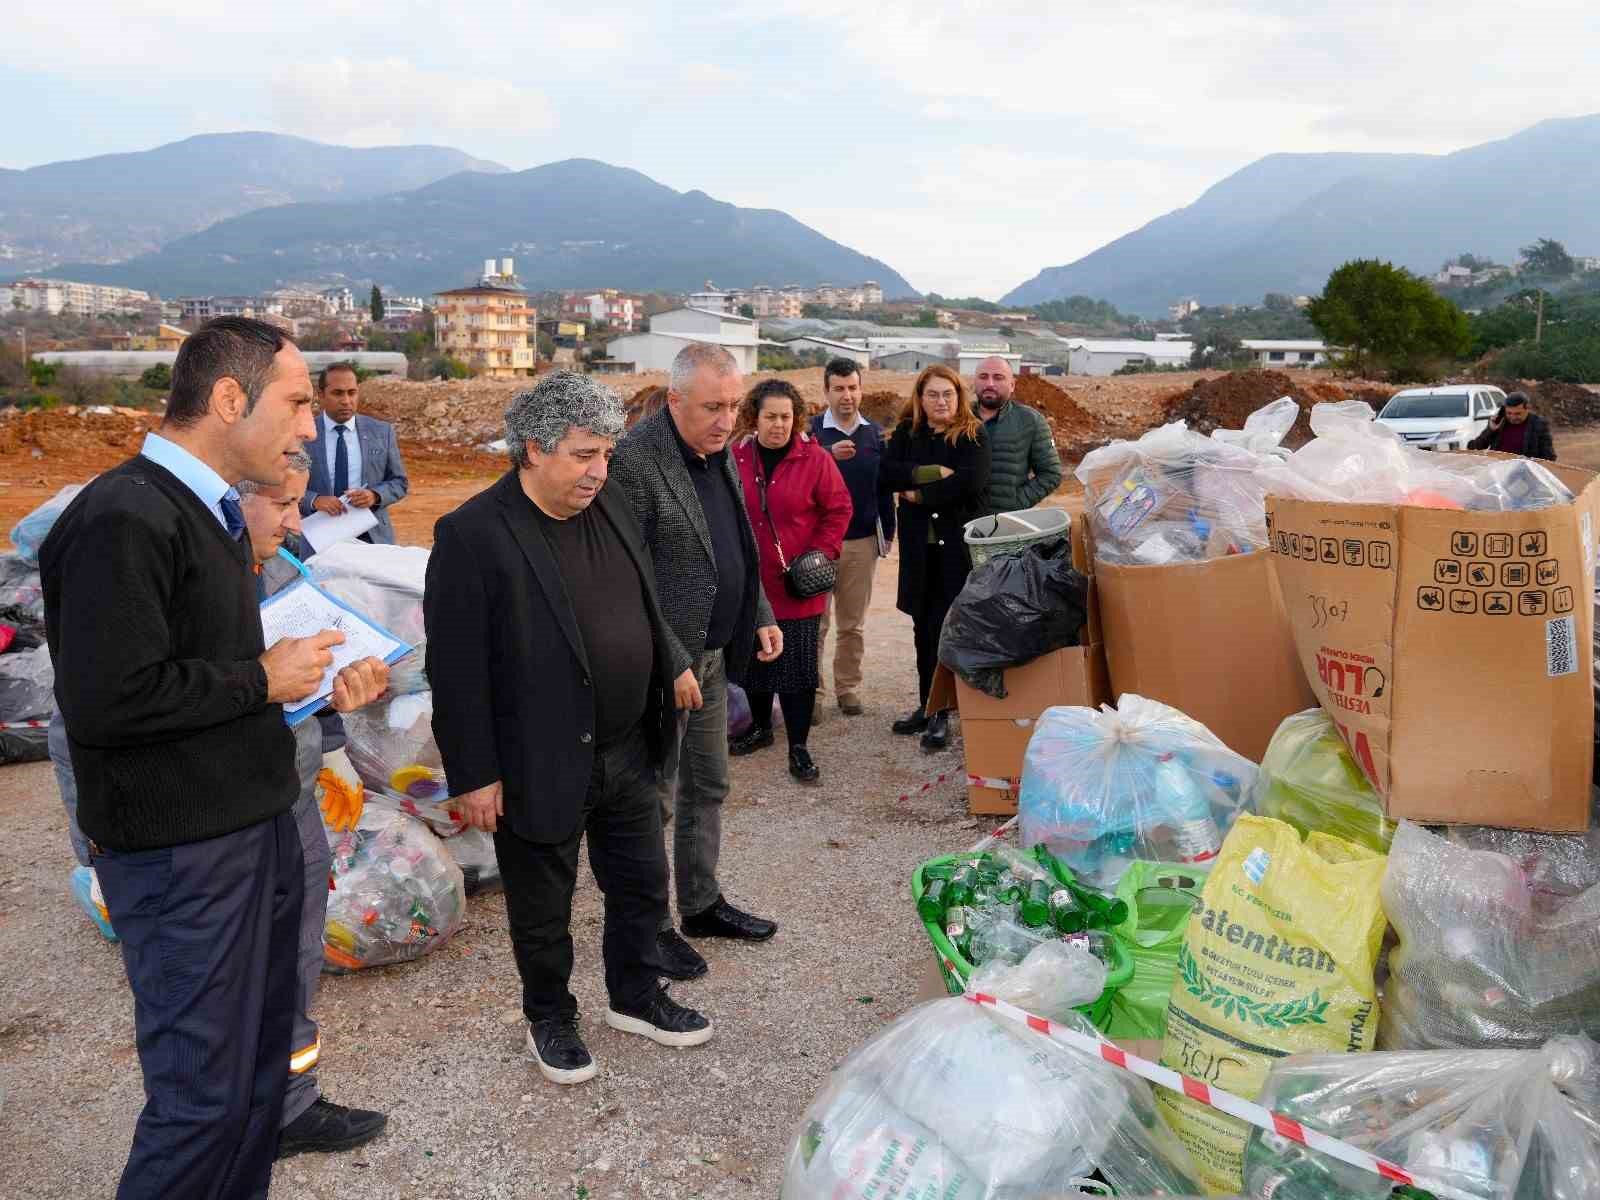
<box><xmin>1374</xmin><ymin>385</ymin><xmax>1507</xmax><ymax>451</ymax></box>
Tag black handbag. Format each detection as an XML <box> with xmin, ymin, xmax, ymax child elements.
<box><xmin>754</xmin><ymin>459</ymin><xmax>837</xmax><ymax>600</ymax></box>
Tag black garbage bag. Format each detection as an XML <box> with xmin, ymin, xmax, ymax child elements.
<box><xmin>938</xmin><ymin>539</ymin><xmax>1090</xmax><ymax>699</ymax></box>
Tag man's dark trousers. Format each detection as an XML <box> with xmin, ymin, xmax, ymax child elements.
<box><xmin>95</xmin><ymin>812</ymin><xmax>304</xmax><ymax>1200</ymax></box>
<box><xmin>494</xmin><ymin>726</ymin><xmax>667</xmax><ymax>1021</ymax></box>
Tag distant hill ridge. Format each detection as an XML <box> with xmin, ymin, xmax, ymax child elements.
<box><xmin>1002</xmin><ymin>114</ymin><xmax>1600</xmax><ymax>316</ymax></box>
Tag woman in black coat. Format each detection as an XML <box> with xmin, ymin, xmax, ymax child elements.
<box><xmin>878</xmin><ymin>363</ymin><xmax>991</xmax><ymax>750</ymax></box>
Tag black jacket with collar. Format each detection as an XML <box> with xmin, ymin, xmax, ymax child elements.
<box><xmin>878</xmin><ymin>418</ymin><xmax>992</xmax><ymax>616</ymax></box>
<box><xmin>422</xmin><ymin>473</ymin><xmax>678</xmax><ymax>845</ymax></box>
<box><xmin>608</xmin><ymin>407</ymin><xmax>775</xmax><ymax>684</ymax></box>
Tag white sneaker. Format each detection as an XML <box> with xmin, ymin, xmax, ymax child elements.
<box><xmin>604</xmin><ymin>986</ymin><xmax>714</xmax><ymax>1048</ymax></box>
<box><xmin>525</xmin><ymin>1018</ymin><xmax>598</xmax><ymax>1085</ymax></box>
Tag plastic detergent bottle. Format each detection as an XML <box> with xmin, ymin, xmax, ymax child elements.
<box><xmin>1146</xmin><ymin>752</ymin><xmax>1223</xmax><ymax>864</ymax></box>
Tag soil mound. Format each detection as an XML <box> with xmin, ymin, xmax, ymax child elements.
<box><xmin>1012</xmin><ymin>374</ymin><xmax>1105</xmax><ymax>460</ymax></box>
<box><xmin>859</xmin><ymin>391</ymin><xmax>904</xmax><ymax>428</ymax></box>
<box><xmin>1484</xmin><ymin>377</ymin><xmax>1600</xmax><ymax>426</ymax></box>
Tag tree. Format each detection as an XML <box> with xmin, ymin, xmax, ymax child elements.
<box><xmin>1520</xmin><ymin>238</ymin><xmax>1575</xmax><ymax>278</ymax></box>
<box><xmin>370</xmin><ymin>285</ymin><xmax>385</xmax><ymax>322</ymax></box>
<box><xmin>139</xmin><ymin>362</ymin><xmax>172</xmax><ymax>390</ymax></box>
<box><xmin>1307</xmin><ymin>259</ymin><xmax>1470</xmax><ymax>377</ymax></box>
<box><xmin>738</xmin><ymin>303</ymin><xmax>755</xmax><ymax>319</ymax></box>
<box><xmin>1262</xmin><ymin>292</ymin><xmax>1296</xmax><ymax>312</ymax></box>
<box><xmin>1189</xmin><ymin>331</ymin><xmax>1248</xmax><ymax>369</ymax></box>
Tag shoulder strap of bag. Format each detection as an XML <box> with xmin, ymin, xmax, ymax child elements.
<box><xmin>752</xmin><ymin>461</ymin><xmax>790</xmax><ymax>572</ymax></box>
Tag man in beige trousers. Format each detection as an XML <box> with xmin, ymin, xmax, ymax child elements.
<box><xmin>807</xmin><ymin>358</ymin><xmax>896</xmax><ymax>716</ymax></box>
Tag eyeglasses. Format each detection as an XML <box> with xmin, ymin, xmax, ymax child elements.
<box><xmin>923</xmin><ymin>389</ymin><xmax>958</xmax><ymax>401</ymax></box>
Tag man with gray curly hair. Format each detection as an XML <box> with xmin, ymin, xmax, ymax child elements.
<box><xmin>426</xmin><ymin>371</ymin><xmax>713</xmax><ymax>1088</ymax></box>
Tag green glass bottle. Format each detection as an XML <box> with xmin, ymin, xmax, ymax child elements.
<box><xmin>1019</xmin><ymin>878</ymin><xmax>1052</xmax><ymax>927</ymax></box>
<box><xmin>946</xmin><ymin>864</ymin><xmax>978</xmax><ymax>909</ymax></box>
<box><xmin>1065</xmin><ymin>876</ymin><xmax>1130</xmax><ymax>927</ymax></box>
<box><xmin>1048</xmin><ymin>885</ymin><xmax>1089</xmax><ymax>934</ymax></box>
<box><xmin>945</xmin><ymin>910</ymin><xmax>972</xmax><ymax>959</ymax></box>
<box><xmin>1061</xmin><ymin>930</ymin><xmax>1116</xmax><ymax>965</ymax></box>
<box><xmin>917</xmin><ymin>877</ymin><xmax>948</xmax><ymax>924</ymax></box>
<box><xmin>922</xmin><ymin>862</ymin><xmax>956</xmax><ymax>882</ymax></box>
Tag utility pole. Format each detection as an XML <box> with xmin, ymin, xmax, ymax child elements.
<box><xmin>1535</xmin><ymin>290</ymin><xmax>1545</xmax><ymax>345</ymax></box>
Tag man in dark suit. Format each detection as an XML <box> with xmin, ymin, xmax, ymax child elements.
<box><xmin>609</xmin><ymin>342</ymin><xmax>783</xmax><ymax>983</ymax></box>
<box><xmin>301</xmin><ymin>362</ymin><xmax>409</xmax><ymax>544</ymax></box>
<box><xmin>424</xmin><ymin>372</ymin><xmax>713</xmax><ymax>1087</ymax></box>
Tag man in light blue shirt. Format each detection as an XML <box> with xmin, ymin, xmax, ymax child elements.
<box><xmin>300</xmin><ymin>363</ymin><xmax>409</xmax><ymax>544</ymax></box>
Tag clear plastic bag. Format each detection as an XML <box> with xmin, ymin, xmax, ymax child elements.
<box><xmin>1018</xmin><ymin>694</ymin><xmax>1257</xmax><ymax>888</ymax></box>
<box><xmin>1076</xmin><ymin>408</ymin><xmax>1286</xmax><ymax>566</ymax></box>
<box><xmin>1381</xmin><ymin>820</ymin><xmax>1600</xmax><ymax>1050</ymax></box>
<box><xmin>1243</xmin><ymin>1035</ymin><xmax>1600</xmax><ymax>1200</ymax></box>
<box><xmin>0</xmin><ymin>554</ymin><xmax>45</xmax><ymax>625</ymax></box>
<box><xmin>0</xmin><ymin>644</ymin><xmax>54</xmax><ymax>723</ymax></box>
<box><xmin>938</xmin><ymin>539</ymin><xmax>1090</xmax><ymax>697</ymax></box>
<box><xmin>341</xmin><ymin>692</ymin><xmax>464</xmax><ymax>837</ymax></box>
<box><xmin>442</xmin><ymin>826</ymin><xmax>502</xmax><ymax>896</ymax></box>
<box><xmin>322</xmin><ymin>805</ymin><xmax>466</xmax><ymax>973</ymax></box>
<box><xmin>9</xmin><ymin>484</ymin><xmax>84</xmax><ymax>564</ymax></box>
<box><xmin>1210</xmin><ymin>395</ymin><xmax>1300</xmax><ymax>454</ymax></box>
<box><xmin>1253</xmin><ymin>709</ymin><xmax>1396</xmax><ymax>853</ymax></box>
<box><xmin>967</xmin><ymin>924</ymin><xmax>1109</xmax><ymax>1013</ymax></box>
<box><xmin>780</xmin><ymin>953</ymin><xmax>1201</xmax><ymax>1198</ymax></box>
<box><xmin>1259</xmin><ymin>401</ymin><xmax>1574</xmax><ymax>511</ymax></box>
<box><xmin>308</xmin><ymin>541</ymin><xmax>428</xmax><ymax>649</ymax></box>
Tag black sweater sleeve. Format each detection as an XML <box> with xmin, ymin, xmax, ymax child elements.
<box><xmin>52</xmin><ymin>503</ymin><xmax>268</xmax><ymax>748</ymax></box>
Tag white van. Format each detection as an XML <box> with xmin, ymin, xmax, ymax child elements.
<box><xmin>1374</xmin><ymin>385</ymin><xmax>1508</xmax><ymax>451</ymax></box>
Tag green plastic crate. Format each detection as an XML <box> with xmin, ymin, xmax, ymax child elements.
<box><xmin>911</xmin><ymin>851</ymin><xmax>1134</xmax><ymax>1030</ymax></box>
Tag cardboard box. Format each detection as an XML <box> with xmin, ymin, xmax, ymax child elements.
<box><xmin>1265</xmin><ymin>465</ymin><xmax>1599</xmax><ymax>831</ymax></box>
<box><xmin>1094</xmin><ymin>550</ymin><xmax>1317</xmax><ymax>761</ymax></box>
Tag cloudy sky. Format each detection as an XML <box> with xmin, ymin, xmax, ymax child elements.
<box><xmin>3</xmin><ymin>0</ymin><xmax>1596</xmax><ymax>298</ymax></box>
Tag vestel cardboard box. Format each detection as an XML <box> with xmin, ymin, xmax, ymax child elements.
<box><xmin>1265</xmin><ymin>463</ymin><xmax>1600</xmax><ymax>831</ymax></box>
<box><xmin>1093</xmin><ymin>550</ymin><xmax>1317</xmax><ymax>761</ymax></box>
<box><xmin>927</xmin><ymin>518</ymin><xmax>1110</xmax><ymax>815</ymax></box>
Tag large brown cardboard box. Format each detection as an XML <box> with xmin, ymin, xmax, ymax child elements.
<box><xmin>1265</xmin><ymin>464</ymin><xmax>1600</xmax><ymax>830</ymax></box>
<box><xmin>1094</xmin><ymin>550</ymin><xmax>1317</xmax><ymax>761</ymax></box>
<box><xmin>926</xmin><ymin>518</ymin><xmax>1111</xmax><ymax>815</ymax></box>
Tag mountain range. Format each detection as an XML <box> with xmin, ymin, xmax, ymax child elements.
<box><xmin>3</xmin><ymin>133</ymin><xmax>915</xmax><ymax>299</ymax></box>
<box><xmin>1002</xmin><ymin>114</ymin><xmax>1600</xmax><ymax>316</ymax></box>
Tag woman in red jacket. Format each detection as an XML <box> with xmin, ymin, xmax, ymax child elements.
<box><xmin>730</xmin><ymin>380</ymin><xmax>853</xmax><ymax>783</ymax></box>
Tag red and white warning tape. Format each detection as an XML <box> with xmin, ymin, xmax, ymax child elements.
<box><xmin>896</xmin><ymin>770</ymin><xmax>955</xmax><ymax>805</ymax></box>
<box><xmin>963</xmin><ymin>988</ymin><xmax>1478</xmax><ymax>1200</ymax></box>
<box><xmin>966</xmin><ymin>771</ymin><xmax>1016</xmax><ymax>794</ymax></box>
<box><xmin>0</xmin><ymin>719</ymin><xmax>47</xmax><ymax>730</ymax></box>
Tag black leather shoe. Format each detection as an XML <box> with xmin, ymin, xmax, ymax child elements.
<box><xmin>655</xmin><ymin>928</ymin><xmax>708</xmax><ymax>980</ymax></box>
<box><xmin>729</xmin><ymin>727</ymin><xmax>775</xmax><ymax>756</ymax></box>
<box><xmin>681</xmin><ymin>895</ymin><xmax>777</xmax><ymax>942</ymax></box>
<box><xmin>788</xmin><ymin>745</ymin><xmax>820</xmax><ymax>784</ymax></box>
<box><xmin>920</xmin><ymin>710</ymin><xmax>951</xmax><ymax>752</ymax></box>
<box><xmin>276</xmin><ymin>1097</ymin><xmax>388</xmax><ymax>1158</ymax></box>
<box><xmin>526</xmin><ymin>1016</ymin><xmax>597</xmax><ymax>1085</ymax></box>
<box><xmin>606</xmin><ymin>984</ymin><xmax>714</xmax><ymax>1047</ymax></box>
<box><xmin>892</xmin><ymin>708</ymin><xmax>930</xmax><ymax>736</ymax></box>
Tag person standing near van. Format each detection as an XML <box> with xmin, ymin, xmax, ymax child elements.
<box><xmin>1468</xmin><ymin>391</ymin><xmax>1556</xmax><ymax>460</ymax></box>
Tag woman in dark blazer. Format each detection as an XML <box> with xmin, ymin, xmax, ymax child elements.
<box><xmin>878</xmin><ymin>363</ymin><xmax>991</xmax><ymax>750</ymax></box>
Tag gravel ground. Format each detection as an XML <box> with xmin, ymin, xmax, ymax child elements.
<box><xmin>0</xmin><ymin>554</ymin><xmax>991</xmax><ymax>1199</ymax></box>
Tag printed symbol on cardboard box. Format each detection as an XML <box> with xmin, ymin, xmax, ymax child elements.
<box><xmin>1301</xmin><ymin>537</ymin><xmax>1317</xmax><ymax>562</ymax></box>
<box><xmin>1520</xmin><ymin>531</ymin><xmax>1548</xmax><ymax>557</ymax></box>
<box><xmin>1519</xmin><ymin>590</ymin><xmax>1549</xmax><ymax>616</ymax></box>
<box><xmin>1276</xmin><ymin>531</ymin><xmax>1292</xmax><ymax>554</ymax></box>
<box><xmin>1502</xmin><ymin>561</ymin><xmax>1530</xmax><ymax>587</ymax></box>
<box><xmin>1320</xmin><ymin>538</ymin><xmax>1339</xmax><ymax>564</ymax></box>
<box><xmin>1368</xmin><ymin>541</ymin><xmax>1391</xmax><ymax>569</ymax></box>
<box><xmin>1484</xmin><ymin>533</ymin><xmax>1514</xmax><ymax>558</ymax></box>
<box><xmin>1466</xmin><ymin>562</ymin><xmax>1494</xmax><ymax>587</ymax></box>
<box><xmin>1417</xmin><ymin>586</ymin><xmax>1445</xmax><ymax>611</ymax></box>
<box><xmin>1342</xmin><ymin>539</ymin><xmax>1365</xmax><ymax>567</ymax></box>
<box><xmin>1450</xmin><ymin>590</ymin><xmax>1479</xmax><ymax>614</ymax></box>
<box><xmin>1537</xmin><ymin>558</ymin><xmax>1560</xmax><ymax>586</ymax></box>
<box><xmin>1485</xmin><ymin>592</ymin><xmax>1513</xmax><ymax>615</ymax></box>
<box><xmin>1554</xmin><ymin>586</ymin><xmax>1574</xmax><ymax>615</ymax></box>
<box><xmin>1435</xmin><ymin>559</ymin><xmax>1462</xmax><ymax>583</ymax></box>
<box><xmin>1451</xmin><ymin>531</ymin><xmax>1478</xmax><ymax>556</ymax></box>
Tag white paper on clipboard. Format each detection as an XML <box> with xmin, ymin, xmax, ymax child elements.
<box><xmin>300</xmin><ymin>503</ymin><xmax>379</xmax><ymax>552</ymax></box>
<box><xmin>260</xmin><ymin>577</ymin><xmax>410</xmax><ymax>725</ymax></box>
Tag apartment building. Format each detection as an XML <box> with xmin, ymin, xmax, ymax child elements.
<box><xmin>561</xmin><ymin>289</ymin><xmax>639</xmax><ymax>331</ymax></box>
<box><xmin>1</xmin><ymin>277</ymin><xmax>153</xmax><ymax>317</ymax></box>
<box><xmin>434</xmin><ymin>283</ymin><xmax>535</xmax><ymax>378</ymax></box>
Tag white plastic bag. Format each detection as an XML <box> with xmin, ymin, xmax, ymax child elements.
<box><xmin>967</xmin><ymin>939</ymin><xmax>1107</xmax><ymax>1023</ymax></box>
<box><xmin>1381</xmin><ymin>820</ymin><xmax>1600</xmax><ymax>1050</ymax></box>
<box><xmin>1211</xmin><ymin>395</ymin><xmax>1300</xmax><ymax>455</ymax></box>
<box><xmin>781</xmin><ymin>952</ymin><xmax>1201</xmax><ymax>1198</ymax></box>
<box><xmin>1018</xmin><ymin>694</ymin><xmax>1257</xmax><ymax>888</ymax></box>
<box><xmin>1243</xmin><ymin>1035</ymin><xmax>1600</xmax><ymax>1200</ymax></box>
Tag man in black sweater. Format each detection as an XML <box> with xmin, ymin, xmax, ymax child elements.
<box><xmin>40</xmin><ymin>318</ymin><xmax>373</xmax><ymax>1200</ymax></box>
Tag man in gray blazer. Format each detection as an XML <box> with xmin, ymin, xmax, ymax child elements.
<box><xmin>609</xmin><ymin>342</ymin><xmax>782</xmax><ymax>982</ymax></box>
<box><xmin>300</xmin><ymin>362</ymin><xmax>409</xmax><ymax>544</ymax></box>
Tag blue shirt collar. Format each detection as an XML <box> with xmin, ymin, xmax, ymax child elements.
<box><xmin>140</xmin><ymin>432</ymin><xmax>235</xmax><ymax>529</ymax></box>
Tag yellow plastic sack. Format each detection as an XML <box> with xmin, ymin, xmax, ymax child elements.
<box><xmin>1155</xmin><ymin>814</ymin><xmax>1387</xmax><ymax>1194</ymax></box>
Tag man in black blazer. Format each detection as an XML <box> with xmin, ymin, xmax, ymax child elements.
<box><xmin>424</xmin><ymin>372</ymin><xmax>712</xmax><ymax>1087</ymax></box>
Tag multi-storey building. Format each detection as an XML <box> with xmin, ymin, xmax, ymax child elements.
<box><xmin>1</xmin><ymin>278</ymin><xmax>152</xmax><ymax>317</ymax></box>
<box><xmin>561</xmin><ymin>289</ymin><xmax>639</xmax><ymax>331</ymax></box>
<box><xmin>434</xmin><ymin>280</ymin><xmax>535</xmax><ymax>378</ymax></box>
